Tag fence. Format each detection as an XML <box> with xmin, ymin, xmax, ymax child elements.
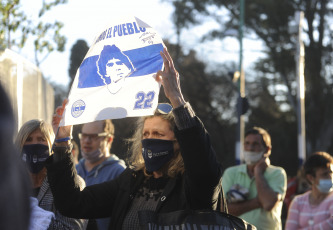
<box><xmin>0</xmin><ymin>49</ymin><xmax>54</xmax><ymax>133</ymax></box>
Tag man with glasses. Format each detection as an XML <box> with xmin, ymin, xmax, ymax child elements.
<box><xmin>76</xmin><ymin>119</ymin><xmax>126</xmax><ymax>230</ymax></box>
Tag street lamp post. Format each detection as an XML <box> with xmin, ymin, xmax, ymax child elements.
<box><xmin>295</xmin><ymin>11</ymin><xmax>306</xmax><ymax>166</ymax></box>
<box><xmin>235</xmin><ymin>0</ymin><xmax>245</xmax><ymax>164</ymax></box>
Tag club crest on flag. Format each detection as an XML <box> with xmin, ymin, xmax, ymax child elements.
<box><xmin>71</xmin><ymin>100</ymin><xmax>86</xmax><ymax>118</ymax></box>
<box><xmin>60</xmin><ymin>16</ymin><xmax>165</xmax><ymax>126</ymax></box>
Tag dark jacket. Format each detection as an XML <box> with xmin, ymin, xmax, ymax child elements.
<box><xmin>38</xmin><ymin>176</ymin><xmax>88</xmax><ymax>229</ymax></box>
<box><xmin>76</xmin><ymin>151</ymin><xmax>126</xmax><ymax>230</ymax></box>
<box><xmin>46</xmin><ymin>116</ymin><xmax>222</xmax><ymax>229</ymax></box>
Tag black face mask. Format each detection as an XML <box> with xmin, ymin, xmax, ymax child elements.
<box><xmin>141</xmin><ymin>139</ymin><xmax>174</xmax><ymax>173</ymax></box>
<box><xmin>21</xmin><ymin>144</ymin><xmax>49</xmax><ymax>174</ymax></box>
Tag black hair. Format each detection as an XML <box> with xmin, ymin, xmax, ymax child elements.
<box><xmin>303</xmin><ymin>151</ymin><xmax>333</xmax><ymax>177</ymax></box>
<box><xmin>97</xmin><ymin>45</ymin><xmax>134</xmax><ymax>78</ymax></box>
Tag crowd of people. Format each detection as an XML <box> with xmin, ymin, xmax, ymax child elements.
<box><xmin>0</xmin><ymin>46</ymin><xmax>332</xmax><ymax>230</ymax></box>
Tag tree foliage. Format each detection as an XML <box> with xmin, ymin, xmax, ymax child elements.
<box><xmin>48</xmin><ymin>80</ymin><xmax>67</xmax><ymax>111</ymax></box>
<box><xmin>0</xmin><ymin>0</ymin><xmax>68</xmax><ymax>66</ymax></box>
<box><xmin>167</xmin><ymin>0</ymin><xmax>333</xmax><ymax>175</ymax></box>
<box><xmin>68</xmin><ymin>39</ymin><xmax>89</xmax><ymax>91</ymax></box>
<box><xmin>160</xmin><ymin>42</ymin><xmax>239</xmax><ymax>167</ymax></box>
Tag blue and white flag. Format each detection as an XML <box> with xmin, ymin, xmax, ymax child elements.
<box><xmin>60</xmin><ymin>16</ymin><xmax>164</xmax><ymax>126</ymax></box>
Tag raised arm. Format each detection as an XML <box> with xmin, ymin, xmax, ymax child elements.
<box><xmin>156</xmin><ymin>47</ymin><xmax>185</xmax><ymax>109</ymax></box>
<box><xmin>156</xmin><ymin>48</ymin><xmax>222</xmax><ymax>210</ymax></box>
<box><xmin>52</xmin><ymin>99</ymin><xmax>72</xmax><ymax>149</ymax></box>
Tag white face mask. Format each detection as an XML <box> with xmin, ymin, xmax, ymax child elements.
<box><xmin>243</xmin><ymin>151</ymin><xmax>264</xmax><ymax>165</ymax></box>
<box><xmin>81</xmin><ymin>149</ymin><xmax>104</xmax><ymax>163</ymax></box>
<box><xmin>316</xmin><ymin>179</ymin><xmax>333</xmax><ymax>193</ymax></box>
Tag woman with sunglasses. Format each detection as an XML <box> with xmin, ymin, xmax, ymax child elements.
<box><xmin>15</xmin><ymin>119</ymin><xmax>88</xmax><ymax>230</ymax></box>
<box><xmin>46</xmin><ymin>47</ymin><xmax>223</xmax><ymax>229</ymax></box>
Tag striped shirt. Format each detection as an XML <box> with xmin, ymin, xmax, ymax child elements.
<box><xmin>285</xmin><ymin>191</ymin><xmax>333</xmax><ymax>230</ymax></box>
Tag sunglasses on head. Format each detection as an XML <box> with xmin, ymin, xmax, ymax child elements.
<box><xmin>156</xmin><ymin>103</ymin><xmax>173</xmax><ymax>114</ymax></box>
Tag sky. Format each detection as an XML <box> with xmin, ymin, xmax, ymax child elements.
<box><xmin>19</xmin><ymin>0</ymin><xmax>264</xmax><ymax>89</ymax></box>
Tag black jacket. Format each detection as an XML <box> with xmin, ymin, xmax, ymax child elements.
<box><xmin>46</xmin><ymin>117</ymin><xmax>222</xmax><ymax>229</ymax></box>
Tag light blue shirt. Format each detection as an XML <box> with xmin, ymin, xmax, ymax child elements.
<box><xmin>76</xmin><ymin>154</ymin><xmax>126</xmax><ymax>230</ymax></box>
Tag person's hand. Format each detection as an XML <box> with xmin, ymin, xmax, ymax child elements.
<box><xmin>52</xmin><ymin>99</ymin><xmax>72</xmax><ymax>140</ymax></box>
<box><xmin>156</xmin><ymin>47</ymin><xmax>185</xmax><ymax>108</ymax></box>
<box><xmin>227</xmin><ymin>184</ymin><xmax>249</xmax><ymax>203</ymax></box>
<box><xmin>254</xmin><ymin>155</ymin><xmax>270</xmax><ymax>176</ymax></box>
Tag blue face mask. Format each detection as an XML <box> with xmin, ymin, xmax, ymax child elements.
<box><xmin>22</xmin><ymin>144</ymin><xmax>49</xmax><ymax>174</ymax></box>
<box><xmin>141</xmin><ymin>139</ymin><xmax>174</xmax><ymax>173</ymax></box>
<box><xmin>316</xmin><ymin>179</ymin><xmax>333</xmax><ymax>193</ymax></box>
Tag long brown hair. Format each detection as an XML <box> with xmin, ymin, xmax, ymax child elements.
<box><xmin>127</xmin><ymin>111</ymin><xmax>184</xmax><ymax>178</ymax></box>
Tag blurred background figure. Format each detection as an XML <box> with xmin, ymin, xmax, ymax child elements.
<box><xmin>284</xmin><ymin>169</ymin><xmax>310</xmax><ymax>210</ymax></box>
<box><xmin>0</xmin><ymin>84</ymin><xmax>30</xmax><ymax>230</ymax></box>
<box><xmin>285</xmin><ymin>151</ymin><xmax>333</xmax><ymax>229</ymax></box>
<box><xmin>282</xmin><ymin>168</ymin><xmax>310</xmax><ymax>223</ymax></box>
<box><xmin>76</xmin><ymin>119</ymin><xmax>126</xmax><ymax>230</ymax></box>
<box><xmin>222</xmin><ymin>126</ymin><xmax>287</xmax><ymax>230</ymax></box>
<box><xmin>15</xmin><ymin>118</ymin><xmax>88</xmax><ymax>230</ymax></box>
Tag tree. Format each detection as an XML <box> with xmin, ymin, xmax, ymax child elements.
<box><xmin>245</xmin><ymin>77</ymin><xmax>299</xmax><ymax>175</ymax></box>
<box><xmin>48</xmin><ymin>80</ymin><xmax>67</xmax><ymax>111</ymax></box>
<box><xmin>68</xmin><ymin>39</ymin><xmax>89</xmax><ymax>91</ymax></box>
<box><xmin>160</xmin><ymin>42</ymin><xmax>239</xmax><ymax>167</ymax></box>
<box><xmin>167</xmin><ymin>0</ymin><xmax>333</xmax><ymax>175</ymax></box>
<box><xmin>0</xmin><ymin>0</ymin><xmax>68</xmax><ymax>66</ymax></box>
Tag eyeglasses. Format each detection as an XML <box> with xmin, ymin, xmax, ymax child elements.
<box><xmin>78</xmin><ymin>132</ymin><xmax>109</xmax><ymax>141</ymax></box>
<box><xmin>157</xmin><ymin>103</ymin><xmax>173</xmax><ymax>114</ymax></box>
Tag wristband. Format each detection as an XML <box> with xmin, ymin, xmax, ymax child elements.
<box><xmin>55</xmin><ymin>137</ymin><xmax>71</xmax><ymax>143</ymax></box>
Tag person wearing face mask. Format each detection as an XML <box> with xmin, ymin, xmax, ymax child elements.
<box><xmin>15</xmin><ymin>119</ymin><xmax>88</xmax><ymax>230</ymax></box>
<box><xmin>222</xmin><ymin>126</ymin><xmax>287</xmax><ymax>230</ymax></box>
<box><xmin>76</xmin><ymin>119</ymin><xmax>126</xmax><ymax>230</ymax></box>
<box><xmin>45</xmin><ymin>47</ymin><xmax>223</xmax><ymax>229</ymax></box>
<box><xmin>285</xmin><ymin>152</ymin><xmax>333</xmax><ymax>229</ymax></box>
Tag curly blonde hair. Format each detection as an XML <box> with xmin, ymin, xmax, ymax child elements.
<box><xmin>127</xmin><ymin>111</ymin><xmax>184</xmax><ymax>178</ymax></box>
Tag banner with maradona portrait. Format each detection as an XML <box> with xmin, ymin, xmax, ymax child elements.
<box><xmin>59</xmin><ymin>16</ymin><xmax>164</xmax><ymax>126</ymax></box>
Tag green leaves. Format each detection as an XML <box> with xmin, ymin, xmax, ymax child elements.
<box><xmin>0</xmin><ymin>0</ymin><xmax>68</xmax><ymax>65</ymax></box>
<box><xmin>166</xmin><ymin>0</ymin><xmax>333</xmax><ymax>173</ymax></box>
<box><xmin>39</xmin><ymin>0</ymin><xmax>67</xmax><ymax>17</ymax></box>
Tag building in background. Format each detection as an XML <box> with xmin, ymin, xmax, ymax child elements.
<box><xmin>0</xmin><ymin>49</ymin><xmax>54</xmax><ymax>133</ymax></box>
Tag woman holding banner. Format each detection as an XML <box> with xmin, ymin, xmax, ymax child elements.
<box><xmin>46</xmin><ymin>47</ymin><xmax>223</xmax><ymax>229</ymax></box>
